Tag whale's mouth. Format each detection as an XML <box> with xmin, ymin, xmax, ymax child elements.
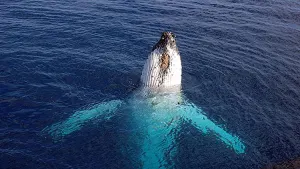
<box><xmin>152</xmin><ymin>32</ymin><xmax>178</xmax><ymax>52</ymax></box>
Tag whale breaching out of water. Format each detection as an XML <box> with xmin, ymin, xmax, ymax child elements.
<box><xmin>43</xmin><ymin>32</ymin><xmax>245</xmax><ymax>168</ymax></box>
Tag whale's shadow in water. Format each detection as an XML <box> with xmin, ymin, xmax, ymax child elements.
<box><xmin>42</xmin><ymin>88</ymin><xmax>245</xmax><ymax>168</ymax></box>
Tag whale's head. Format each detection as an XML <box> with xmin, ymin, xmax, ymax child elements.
<box><xmin>152</xmin><ymin>32</ymin><xmax>178</xmax><ymax>53</ymax></box>
<box><xmin>141</xmin><ymin>32</ymin><xmax>182</xmax><ymax>89</ymax></box>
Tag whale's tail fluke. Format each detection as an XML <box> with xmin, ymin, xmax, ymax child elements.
<box><xmin>178</xmin><ymin>102</ymin><xmax>245</xmax><ymax>154</ymax></box>
<box><xmin>42</xmin><ymin>100</ymin><xmax>123</xmax><ymax>140</ymax></box>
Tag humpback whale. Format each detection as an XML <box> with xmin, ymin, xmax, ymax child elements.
<box><xmin>43</xmin><ymin>32</ymin><xmax>245</xmax><ymax>168</ymax></box>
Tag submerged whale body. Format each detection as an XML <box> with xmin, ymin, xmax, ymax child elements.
<box><xmin>43</xmin><ymin>32</ymin><xmax>245</xmax><ymax>168</ymax></box>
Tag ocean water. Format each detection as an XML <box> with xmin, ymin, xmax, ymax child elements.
<box><xmin>1</xmin><ymin>0</ymin><xmax>300</xmax><ymax>168</ymax></box>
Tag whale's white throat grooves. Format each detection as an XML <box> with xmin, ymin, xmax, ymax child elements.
<box><xmin>141</xmin><ymin>46</ymin><xmax>182</xmax><ymax>87</ymax></box>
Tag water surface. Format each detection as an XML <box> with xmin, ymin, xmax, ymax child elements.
<box><xmin>1</xmin><ymin>0</ymin><xmax>300</xmax><ymax>168</ymax></box>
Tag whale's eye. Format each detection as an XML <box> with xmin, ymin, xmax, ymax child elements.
<box><xmin>171</xmin><ymin>33</ymin><xmax>176</xmax><ymax>38</ymax></box>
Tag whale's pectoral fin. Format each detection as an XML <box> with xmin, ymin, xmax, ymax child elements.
<box><xmin>43</xmin><ymin>100</ymin><xmax>123</xmax><ymax>140</ymax></box>
<box><xmin>178</xmin><ymin>102</ymin><xmax>245</xmax><ymax>154</ymax></box>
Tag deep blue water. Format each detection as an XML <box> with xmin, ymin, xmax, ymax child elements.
<box><xmin>1</xmin><ymin>0</ymin><xmax>300</xmax><ymax>168</ymax></box>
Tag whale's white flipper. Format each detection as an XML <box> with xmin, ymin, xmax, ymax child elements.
<box><xmin>43</xmin><ymin>100</ymin><xmax>123</xmax><ymax>139</ymax></box>
<box><xmin>178</xmin><ymin>102</ymin><xmax>245</xmax><ymax>154</ymax></box>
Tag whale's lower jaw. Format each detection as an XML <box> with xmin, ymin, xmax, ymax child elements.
<box><xmin>141</xmin><ymin>48</ymin><xmax>182</xmax><ymax>88</ymax></box>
